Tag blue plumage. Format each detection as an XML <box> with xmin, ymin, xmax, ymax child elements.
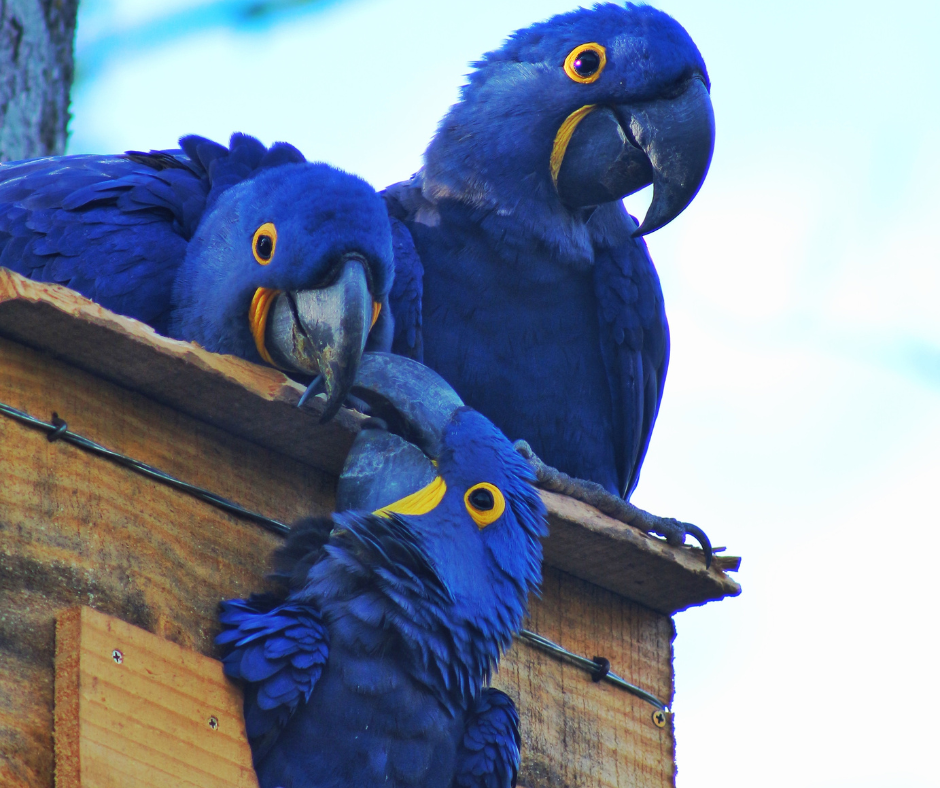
<box><xmin>218</xmin><ymin>396</ymin><xmax>547</xmax><ymax>788</ymax></box>
<box><xmin>385</xmin><ymin>3</ymin><xmax>714</xmax><ymax>498</ymax></box>
<box><xmin>0</xmin><ymin>133</ymin><xmax>396</xmax><ymax>416</ymax></box>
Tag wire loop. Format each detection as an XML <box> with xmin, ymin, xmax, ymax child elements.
<box><xmin>591</xmin><ymin>656</ymin><xmax>611</xmax><ymax>682</ymax></box>
<box><xmin>47</xmin><ymin>413</ymin><xmax>68</xmax><ymax>442</ymax></box>
<box><xmin>0</xmin><ymin>401</ymin><xmax>290</xmax><ymax>536</ymax></box>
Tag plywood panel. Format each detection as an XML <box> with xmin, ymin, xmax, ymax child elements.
<box><xmin>54</xmin><ymin>607</ymin><xmax>258</xmax><ymax>788</ymax></box>
<box><xmin>0</xmin><ymin>337</ymin><xmax>333</xmax><ymax>787</ymax></box>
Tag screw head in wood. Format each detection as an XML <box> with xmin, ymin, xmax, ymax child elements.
<box><xmin>652</xmin><ymin>710</ymin><xmax>667</xmax><ymax>728</ymax></box>
<box><xmin>111</xmin><ymin>649</ymin><xmax>123</xmax><ymax>664</ymax></box>
<box><xmin>208</xmin><ymin>716</ymin><xmax>219</xmax><ymax>730</ymax></box>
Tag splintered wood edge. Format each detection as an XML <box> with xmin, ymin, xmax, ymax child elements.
<box><xmin>54</xmin><ymin>607</ymin><xmax>83</xmax><ymax>788</ymax></box>
<box><xmin>541</xmin><ymin>490</ymin><xmax>742</xmax><ymax>614</ymax></box>
<box><xmin>0</xmin><ymin>269</ymin><xmax>291</xmax><ymax>399</ymax></box>
<box><xmin>0</xmin><ymin>269</ymin><xmax>364</xmax><ymax>475</ymax></box>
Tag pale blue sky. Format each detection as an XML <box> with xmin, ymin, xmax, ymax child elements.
<box><xmin>68</xmin><ymin>2</ymin><xmax>940</xmax><ymax>786</ymax></box>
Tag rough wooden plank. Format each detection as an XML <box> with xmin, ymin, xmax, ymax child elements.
<box><xmin>0</xmin><ymin>337</ymin><xmax>331</xmax><ymax>787</ymax></box>
<box><xmin>0</xmin><ymin>268</ymin><xmax>364</xmax><ymax>477</ymax></box>
<box><xmin>0</xmin><ymin>274</ymin><xmax>742</xmax><ymax>787</ymax></box>
<box><xmin>495</xmin><ymin>566</ymin><xmax>676</xmax><ymax>788</ymax></box>
<box><xmin>542</xmin><ymin>491</ymin><xmax>741</xmax><ymax>615</ymax></box>
<box><xmin>0</xmin><ymin>269</ymin><xmax>741</xmax><ymax>615</ymax></box>
<box><xmin>54</xmin><ymin>607</ymin><xmax>258</xmax><ymax>788</ymax></box>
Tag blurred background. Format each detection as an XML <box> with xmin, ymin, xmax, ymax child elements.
<box><xmin>67</xmin><ymin>1</ymin><xmax>940</xmax><ymax>786</ymax></box>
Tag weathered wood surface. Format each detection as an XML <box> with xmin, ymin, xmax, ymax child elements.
<box><xmin>496</xmin><ymin>566</ymin><xmax>676</xmax><ymax>788</ymax></box>
<box><xmin>55</xmin><ymin>607</ymin><xmax>258</xmax><ymax>788</ymax></box>
<box><xmin>0</xmin><ymin>268</ymin><xmax>364</xmax><ymax>476</ymax></box>
<box><xmin>542</xmin><ymin>492</ymin><xmax>740</xmax><ymax>615</ymax></box>
<box><xmin>0</xmin><ymin>337</ymin><xmax>677</xmax><ymax>787</ymax></box>
<box><xmin>0</xmin><ymin>271</ymin><xmax>740</xmax><ymax>786</ymax></box>
<box><xmin>0</xmin><ymin>336</ymin><xmax>328</xmax><ymax>787</ymax></box>
<box><xmin>0</xmin><ymin>270</ymin><xmax>740</xmax><ymax>613</ymax></box>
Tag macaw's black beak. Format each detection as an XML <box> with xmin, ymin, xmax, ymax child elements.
<box><xmin>554</xmin><ymin>77</ymin><xmax>714</xmax><ymax>237</ymax></box>
<box><xmin>336</xmin><ymin>353</ymin><xmax>465</xmax><ymax>512</ymax></box>
<box><xmin>263</xmin><ymin>254</ymin><xmax>374</xmax><ymax>423</ymax></box>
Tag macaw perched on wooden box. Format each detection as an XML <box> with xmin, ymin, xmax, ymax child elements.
<box><xmin>0</xmin><ymin>133</ymin><xmax>395</xmax><ymax>419</ymax></box>
<box><xmin>218</xmin><ymin>354</ymin><xmax>548</xmax><ymax>788</ymax></box>
<box><xmin>385</xmin><ymin>3</ymin><xmax>715</xmax><ymax>542</ymax></box>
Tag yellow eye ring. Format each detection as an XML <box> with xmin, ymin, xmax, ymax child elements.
<box><xmin>564</xmin><ymin>43</ymin><xmax>607</xmax><ymax>84</ymax></box>
<box><xmin>464</xmin><ymin>482</ymin><xmax>506</xmax><ymax>529</ymax></box>
<box><xmin>252</xmin><ymin>223</ymin><xmax>277</xmax><ymax>265</ymax></box>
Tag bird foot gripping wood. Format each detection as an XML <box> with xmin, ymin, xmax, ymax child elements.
<box><xmin>513</xmin><ymin>440</ymin><xmax>713</xmax><ymax>568</ymax></box>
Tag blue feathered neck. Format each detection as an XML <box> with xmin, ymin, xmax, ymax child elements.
<box><xmin>280</xmin><ymin>410</ymin><xmax>547</xmax><ymax>712</ymax></box>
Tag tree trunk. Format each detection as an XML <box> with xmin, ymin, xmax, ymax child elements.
<box><xmin>0</xmin><ymin>0</ymin><xmax>78</xmax><ymax>162</ymax></box>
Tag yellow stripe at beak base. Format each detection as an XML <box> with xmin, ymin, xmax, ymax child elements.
<box><xmin>371</xmin><ymin>301</ymin><xmax>382</xmax><ymax>329</ymax></box>
<box><xmin>375</xmin><ymin>476</ymin><xmax>447</xmax><ymax>518</ymax></box>
<box><xmin>249</xmin><ymin>287</ymin><xmax>281</xmax><ymax>366</ymax></box>
<box><xmin>550</xmin><ymin>104</ymin><xmax>598</xmax><ymax>191</ymax></box>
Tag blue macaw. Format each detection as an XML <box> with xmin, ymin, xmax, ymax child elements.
<box><xmin>385</xmin><ymin>4</ymin><xmax>714</xmax><ymax>502</ymax></box>
<box><xmin>0</xmin><ymin>133</ymin><xmax>394</xmax><ymax>418</ymax></box>
<box><xmin>218</xmin><ymin>353</ymin><xmax>547</xmax><ymax>788</ymax></box>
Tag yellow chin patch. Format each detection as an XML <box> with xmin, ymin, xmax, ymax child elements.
<box><xmin>249</xmin><ymin>287</ymin><xmax>281</xmax><ymax>366</ymax></box>
<box><xmin>375</xmin><ymin>476</ymin><xmax>447</xmax><ymax>518</ymax></box>
<box><xmin>371</xmin><ymin>300</ymin><xmax>382</xmax><ymax>329</ymax></box>
<box><xmin>550</xmin><ymin>104</ymin><xmax>598</xmax><ymax>192</ymax></box>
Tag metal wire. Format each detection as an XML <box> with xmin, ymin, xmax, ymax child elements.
<box><xmin>515</xmin><ymin>629</ymin><xmax>668</xmax><ymax>710</ymax></box>
<box><xmin>1</xmin><ymin>399</ymin><xmax>668</xmax><ymax>710</ymax></box>
<box><xmin>0</xmin><ymin>401</ymin><xmax>290</xmax><ymax>536</ymax></box>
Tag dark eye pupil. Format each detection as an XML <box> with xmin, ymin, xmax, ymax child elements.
<box><xmin>256</xmin><ymin>235</ymin><xmax>273</xmax><ymax>259</ymax></box>
<box><xmin>573</xmin><ymin>50</ymin><xmax>600</xmax><ymax>77</ymax></box>
<box><xmin>469</xmin><ymin>488</ymin><xmax>494</xmax><ymax>511</ymax></box>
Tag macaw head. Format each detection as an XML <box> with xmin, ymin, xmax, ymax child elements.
<box><xmin>171</xmin><ymin>143</ymin><xmax>393</xmax><ymax>421</ymax></box>
<box><xmin>338</xmin><ymin>354</ymin><xmax>548</xmax><ymax>647</ymax></box>
<box><xmin>422</xmin><ymin>2</ymin><xmax>714</xmax><ymax>240</ymax></box>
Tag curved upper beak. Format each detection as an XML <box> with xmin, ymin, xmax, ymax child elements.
<box><xmin>554</xmin><ymin>77</ymin><xmax>715</xmax><ymax>237</ymax></box>
<box><xmin>263</xmin><ymin>254</ymin><xmax>374</xmax><ymax>422</ymax></box>
<box><xmin>336</xmin><ymin>353</ymin><xmax>466</xmax><ymax>512</ymax></box>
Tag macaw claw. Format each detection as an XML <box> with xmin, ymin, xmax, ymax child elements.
<box><xmin>513</xmin><ymin>440</ymin><xmax>714</xmax><ymax>568</ymax></box>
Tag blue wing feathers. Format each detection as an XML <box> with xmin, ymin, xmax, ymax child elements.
<box><xmin>388</xmin><ymin>216</ymin><xmax>425</xmax><ymax>360</ymax></box>
<box><xmin>592</xmin><ymin>210</ymin><xmax>669</xmax><ymax>497</ymax></box>
<box><xmin>0</xmin><ymin>133</ymin><xmax>307</xmax><ymax>337</ymax></box>
<box><xmin>382</xmin><ymin>183</ymin><xmax>427</xmax><ymax>360</ymax></box>
<box><xmin>453</xmin><ymin>689</ymin><xmax>520</xmax><ymax>788</ymax></box>
<box><xmin>217</xmin><ymin>597</ymin><xmax>329</xmax><ymax>757</ymax></box>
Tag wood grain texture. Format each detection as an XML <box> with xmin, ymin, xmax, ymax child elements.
<box><xmin>495</xmin><ymin>566</ymin><xmax>677</xmax><ymax>788</ymax></box>
<box><xmin>0</xmin><ymin>336</ymin><xmax>332</xmax><ymax>787</ymax></box>
<box><xmin>0</xmin><ymin>278</ymin><xmax>742</xmax><ymax>787</ymax></box>
<box><xmin>0</xmin><ymin>269</ymin><xmax>740</xmax><ymax>615</ymax></box>
<box><xmin>54</xmin><ymin>607</ymin><xmax>258</xmax><ymax>788</ymax></box>
<box><xmin>0</xmin><ymin>268</ymin><xmax>364</xmax><ymax>476</ymax></box>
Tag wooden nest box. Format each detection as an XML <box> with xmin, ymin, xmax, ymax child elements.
<box><xmin>0</xmin><ymin>269</ymin><xmax>740</xmax><ymax>787</ymax></box>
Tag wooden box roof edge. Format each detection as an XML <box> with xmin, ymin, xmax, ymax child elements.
<box><xmin>0</xmin><ymin>269</ymin><xmax>740</xmax><ymax>614</ymax></box>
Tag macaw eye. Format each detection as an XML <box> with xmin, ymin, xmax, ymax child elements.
<box><xmin>469</xmin><ymin>488</ymin><xmax>494</xmax><ymax>510</ymax></box>
<box><xmin>253</xmin><ymin>223</ymin><xmax>277</xmax><ymax>265</ymax></box>
<box><xmin>564</xmin><ymin>43</ymin><xmax>607</xmax><ymax>84</ymax></box>
<box><xmin>464</xmin><ymin>482</ymin><xmax>506</xmax><ymax>529</ymax></box>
